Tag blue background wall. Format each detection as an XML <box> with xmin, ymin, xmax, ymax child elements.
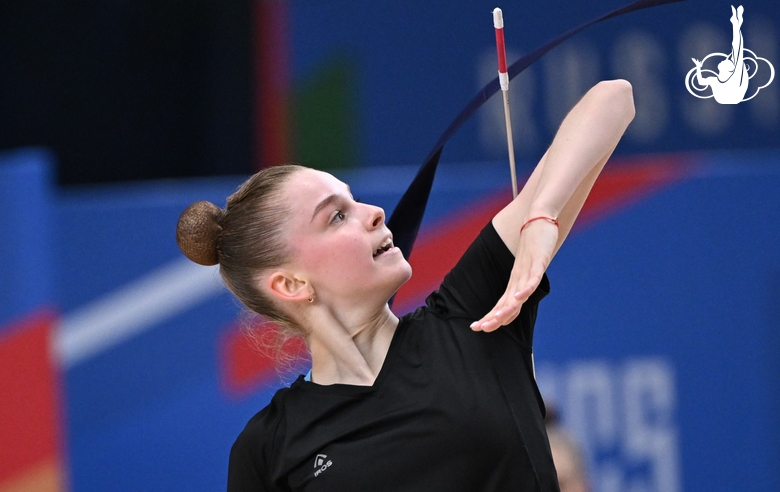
<box><xmin>287</xmin><ymin>0</ymin><xmax>778</xmax><ymax>170</ymax></box>
<box><xmin>1</xmin><ymin>0</ymin><xmax>778</xmax><ymax>490</ymax></box>
<box><xmin>1</xmin><ymin>148</ymin><xmax>778</xmax><ymax>491</ymax></box>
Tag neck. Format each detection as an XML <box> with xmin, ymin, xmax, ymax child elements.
<box><xmin>304</xmin><ymin>303</ymin><xmax>399</xmax><ymax>386</ymax></box>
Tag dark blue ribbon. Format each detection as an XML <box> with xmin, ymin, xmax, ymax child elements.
<box><xmin>387</xmin><ymin>0</ymin><xmax>685</xmax><ymax>273</ymax></box>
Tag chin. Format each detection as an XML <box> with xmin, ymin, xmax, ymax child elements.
<box><xmin>386</xmin><ymin>262</ymin><xmax>413</xmax><ymax>297</ymax></box>
<box><xmin>399</xmin><ymin>258</ymin><xmax>413</xmax><ymax>283</ymax></box>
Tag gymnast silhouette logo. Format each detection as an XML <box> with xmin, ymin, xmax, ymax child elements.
<box><xmin>685</xmin><ymin>5</ymin><xmax>774</xmax><ymax>104</ymax></box>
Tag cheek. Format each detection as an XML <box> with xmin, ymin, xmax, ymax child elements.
<box><xmin>297</xmin><ymin>236</ymin><xmax>370</xmax><ymax>279</ymax></box>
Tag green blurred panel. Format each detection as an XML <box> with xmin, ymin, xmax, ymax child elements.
<box><xmin>292</xmin><ymin>58</ymin><xmax>358</xmax><ymax>170</ymax></box>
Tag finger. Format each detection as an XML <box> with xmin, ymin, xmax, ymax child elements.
<box><xmin>485</xmin><ymin>291</ymin><xmax>527</xmax><ymax>331</ymax></box>
<box><xmin>471</xmin><ymin>289</ymin><xmax>515</xmax><ymax>331</ymax></box>
<box><xmin>491</xmin><ymin>273</ymin><xmax>534</xmax><ymax>321</ymax></box>
<box><xmin>497</xmin><ymin>283</ymin><xmax>526</xmax><ymax>318</ymax></box>
<box><xmin>486</xmin><ymin>291</ymin><xmax>516</xmax><ymax>324</ymax></box>
<box><xmin>479</xmin><ymin>319</ymin><xmax>503</xmax><ymax>332</ymax></box>
<box><xmin>489</xmin><ymin>278</ymin><xmax>541</xmax><ymax>330</ymax></box>
<box><xmin>491</xmin><ymin>302</ymin><xmax>519</xmax><ymax>326</ymax></box>
<box><xmin>484</xmin><ymin>300</ymin><xmax>526</xmax><ymax>332</ymax></box>
<box><xmin>471</xmin><ymin>302</ymin><xmax>503</xmax><ymax>331</ymax></box>
<box><xmin>484</xmin><ymin>304</ymin><xmax>522</xmax><ymax>332</ymax></box>
<box><xmin>480</xmin><ymin>304</ymin><xmax>517</xmax><ymax>332</ymax></box>
<box><xmin>513</xmin><ymin>267</ymin><xmax>543</xmax><ymax>294</ymax></box>
<box><xmin>513</xmin><ymin>282</ymin><xmax>536</xmax><ymax>301</ymax></box>
<box><xmin>472</xmin><ymin>313</ymin><xmax>502</xmax><ymax>332</ymax></box>
<box><xmin>472</xmin><ymin>260</ymin><xmax>544</xmax><ymax>331</ymax></box>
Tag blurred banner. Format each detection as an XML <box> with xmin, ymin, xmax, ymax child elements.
<box><xmin>1</xmin><ymin>0</ymin><xmax>778</xmax><ymax>490</ymax></box>
<box><xmin>0</xmin><ymin>151</ymin><xmax>65</xmax><ymax>492</ymax></box>
<box><xmin>284</xmin><ymin>0</ymin><xmax>778</xmax><ymax>171</ymax></box>
<box><xmin>1</xmin><ymin>147</ymin><xmax>778</xmax><ymax>491</ymax></box>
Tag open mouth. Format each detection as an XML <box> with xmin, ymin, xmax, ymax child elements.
<box><xmin>373</xmin><ymin>237</ymin><xmax>394</xmax><ymax>257</ymax></box>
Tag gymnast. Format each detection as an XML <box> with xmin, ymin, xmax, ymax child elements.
<box><xmin>692</xmin><ymin>5</ymin><xmax>749</xmax><ymax>104</ymax></box>
<box><xmin>177</xmin><ymin>79</ymin><xmax>635</xmax><ymax>491</ymax></box>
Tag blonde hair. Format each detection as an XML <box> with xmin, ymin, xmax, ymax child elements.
<box><xmin>176</xmin><ymin>164</ymin><xmax>305</xmax><ymax>332</ymax></box>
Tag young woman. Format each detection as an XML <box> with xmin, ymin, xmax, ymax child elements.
<box><xmin>177</xmin><ymin>79</ymin><xmax>635</xmax><ymax>491</ymax></box>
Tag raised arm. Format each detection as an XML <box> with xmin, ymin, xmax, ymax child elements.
<box><xmin>471</xmin><ymin>79</ymin><xmax>635</xmax><ymax>332</ymax></box>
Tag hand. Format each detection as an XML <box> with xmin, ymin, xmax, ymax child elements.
<box><xmin>471</xmin><ymin>219</ymin><xmax>558</xmax><ymax>332</ymax></box>
<box><xmin>692</xmin><ymin>58</ymin><xmax>702</xmax><ymax>68</ymax></box>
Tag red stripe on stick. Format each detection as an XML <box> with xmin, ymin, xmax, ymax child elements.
<box><xmin>495</xmin><ymin>28</ymin><xmax>508</xmax><ymax>73</ymax></box>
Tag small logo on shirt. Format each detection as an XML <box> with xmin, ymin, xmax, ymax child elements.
<box><xmin>313</xmin><ymin>454</ymin><xmax>332</xmax><ymax>477</ymax></box>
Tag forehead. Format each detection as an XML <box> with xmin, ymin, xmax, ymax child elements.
<box><xmin>290</xmin><ymin>168</ymin><xmax>348</xmax><ymax>194</ymax></box>
<box><xmin>282</xmin><ymin>169</ymin><xmax>350</xmax><ymax>218</ymax></box>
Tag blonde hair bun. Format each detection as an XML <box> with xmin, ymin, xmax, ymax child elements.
<box><xmin>176</xmin><ymin>200</ymin><xmax>223</xmax><ymax>266</ymax></box>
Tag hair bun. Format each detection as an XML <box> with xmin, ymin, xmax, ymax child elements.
<box><xmin>176</xmin><ymin>200</ymin><xmax>223</xmax><ymax>266</ymax></box>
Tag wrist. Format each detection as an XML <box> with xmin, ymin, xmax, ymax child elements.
<box><xmin>523</xmin><ymin>206</ymin><xmax>560</xmax><ymax>228</ymax></box>
<box><xmin>520</xmin><ymin>216</ymin><xmax>559</xmax><ymax>233</ymax></box>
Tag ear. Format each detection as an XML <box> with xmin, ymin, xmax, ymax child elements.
<box><xmin>266</xmin><ymin>270</ymin><xmax>310</xmax><ymax>303</ymax></box>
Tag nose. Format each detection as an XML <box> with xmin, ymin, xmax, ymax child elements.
<box><xmin>367</xmin><ymin>205</ymin><xmax>385</xmax><ymax>229</ymax></box>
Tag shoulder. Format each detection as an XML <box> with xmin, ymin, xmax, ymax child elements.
<box><xmin>454</xmin><ymin>220</ymin><xmax>515</xmax><ymax>272</ymax></box>
<box><xmin>228</xmin><ymin>386</ymin><xmax>295</xmax><ymax>490</ymax></box>
<box><xmin>235</xmin><ymin>384</ymin><xmax>297</xmax><ymax>450</ymax></box>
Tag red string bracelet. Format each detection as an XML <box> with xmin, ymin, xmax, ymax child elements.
<box><xmin>520</xmin><ymin>216</ymin><xmax>559</xmax><ymax>233</ymax></box>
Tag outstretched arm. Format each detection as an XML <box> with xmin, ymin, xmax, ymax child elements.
<box><xmin>471</xmin><ymin>79</ymin><xmax>635</xmax><ymax>332</ymax></box>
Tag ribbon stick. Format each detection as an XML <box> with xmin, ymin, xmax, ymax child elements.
<box><xmin>493</xmin><ymin>7</ymin><xmax>519</xmax><ymax>198</ymax></box>
<box><xmin>387</xmin><ymin>0</ymin><xmax>685</xmax><ymax>286</ymax></box>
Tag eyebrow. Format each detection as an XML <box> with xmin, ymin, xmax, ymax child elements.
<box><xmin>310</xmin><ymin>186</ymin><xmax>352</xmax><ymax>223</ymax></box>
<box><xmin>311</xmin><ymin>194</ymin><xmax>339</xmax><ymax>222</ymax></box>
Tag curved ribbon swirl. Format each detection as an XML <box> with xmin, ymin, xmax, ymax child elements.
<box><xmin>387</xmin><ymin>0</ymin><xmax>685</xmax><ymax>275</ymax></box>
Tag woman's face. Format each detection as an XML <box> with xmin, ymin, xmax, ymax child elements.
<box><xmin>280</xmin><ymin>168</ymin><xmax>412</xmax><ymax>306</ymax></box>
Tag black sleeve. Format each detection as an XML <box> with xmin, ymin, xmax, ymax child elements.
<box><xmin>425</xmin><ymin>221</ymin><xmax>550</xmax><ymax>348</ymax></box>
<box><xmin>227</xmin><ymin>426</ymin><xmax>276</xmax><ymax>492</ymax></box>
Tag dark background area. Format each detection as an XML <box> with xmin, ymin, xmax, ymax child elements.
<box><xmin>0</xmin><ymin>0</ymin><xmax>254</xmax><ymax>185</ymax></box>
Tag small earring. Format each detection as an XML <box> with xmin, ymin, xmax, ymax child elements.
<box><xmin>308</xmin><ymin>293</ymin><xmax>315</xmax><ymax>303</ymax></box>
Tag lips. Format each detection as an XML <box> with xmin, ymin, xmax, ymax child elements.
<box><xmin>373</xmin><ymin>236</ymin><xmax>394</xmax><ymax>257</ymax></box>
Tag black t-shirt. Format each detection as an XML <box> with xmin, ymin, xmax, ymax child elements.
<box><xmin>228</xmin><ymin>222</ymin><xmax>558</xmax><ymax>491</ymax></box>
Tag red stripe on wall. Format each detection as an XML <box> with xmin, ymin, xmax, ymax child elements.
<box><xmin>572</xmin><ymin>153</ymin><xmax>692</xmax><ymax>229</ymax></box>
<box><xmin>0</xmin><ymin>310</ymin><xmax>64</xmax><ymax>487</ymax></box>
<box><xmin>219</xmin><ymin>320</ymin><xmax>308</xmax><ymax>398</ymax></box>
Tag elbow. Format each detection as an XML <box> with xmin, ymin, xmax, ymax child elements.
<box><xmin>593</xmin><ymin>79</ymin><xmax>636</xmax><ymax>125</ymax></box>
